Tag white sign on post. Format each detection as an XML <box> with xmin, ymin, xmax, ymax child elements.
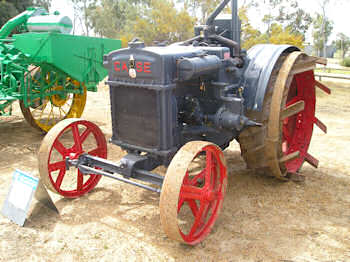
<box><xmin>1</xmin><ymin>169</ymin><xmax>58</xmax><ymax>226</ymax></box>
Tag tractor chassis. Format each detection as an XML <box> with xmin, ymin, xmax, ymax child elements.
<box><xmin>66</xmin><ymin>153</ymin><xmax>164</xmax><ymax>193</ymax></box>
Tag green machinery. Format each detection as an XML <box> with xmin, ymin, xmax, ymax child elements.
<box><xmin>0</xmin><ymin>7</ymin><xmax>121</xmax><ymax>132</ymax></box>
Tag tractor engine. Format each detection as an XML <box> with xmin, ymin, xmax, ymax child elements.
<box><xmin>104</xmin><ymin>41</ymin><xmax>257</xmax><ymax>164</ymax></box>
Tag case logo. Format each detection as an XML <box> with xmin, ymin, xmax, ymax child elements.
<box><xmin>114</xmin><ymin>59</ymin><xmax>152</xmax><ymax>74</ymax></box>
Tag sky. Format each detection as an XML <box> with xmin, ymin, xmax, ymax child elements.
<box><xmin>50</xmin><ymin>0</ymin><xmax>350</xmax><ymax>44</ymax></box>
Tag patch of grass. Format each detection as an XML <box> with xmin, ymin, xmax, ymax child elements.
<box><xmin>315</xmin><ymin>68</ymin><xmax>350</xmax><ymax>75</ymax></box>
<box><xmin>341</xmin><ymin>57</ymin><xmax>350</xmax><ymax>67</ymax></box>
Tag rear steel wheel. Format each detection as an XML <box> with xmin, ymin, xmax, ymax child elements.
<box><xmin>20</xmin><ymin>67</ymin><xmax>87</xmax><ymax>133</ymax></box>
<box><xmin>160</xmin><ymin>141</ymin><xmax>227</xmax><ymax>245</ymax></box>
<box><xmin>38</xmin><ymin>118</ymin><xmax>107</xmax><ymax>198</ymax></box>
<box><xmin>239</xmin><ymin>52</ymin><xmax>330</xmax><ymax>180</ymax></box>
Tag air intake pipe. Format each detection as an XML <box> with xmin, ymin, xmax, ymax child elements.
<box><xmin>177</xmin><ymin>55</ymin><xmax>222</xmax><ymax>81</ymax></box>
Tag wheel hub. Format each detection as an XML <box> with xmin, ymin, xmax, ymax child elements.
<box><xmin>50</xmin><ymin>85</ymin><xmax>68</xmax><ymax>107</ymax></box>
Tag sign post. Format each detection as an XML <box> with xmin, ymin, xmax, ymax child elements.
<box><xmin>1</xmin><ymin>169</ymin><xmax>58</xmax><ymax>226</ymax></box>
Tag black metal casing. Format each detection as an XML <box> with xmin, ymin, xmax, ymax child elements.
<box><xmin>102</xmin><ymin>0</ymin><xmax>298</xmax><ymax>169</ymax></box>
<box><xmin>104</xmin><ymin>45</ymin><xmax>239</xmax><ymax>163</ymax></box>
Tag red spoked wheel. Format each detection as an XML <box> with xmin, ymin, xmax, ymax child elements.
<box><xmin>38</xmin><ymin>118</ymin><xmax>107</xmax><ymax>198</ymax></box>
<box><xmin>265</xmin><ymin>52</ymin><xmax>330</xmax><ymax>179</ymax></box>
<box><xmin>282</xmin><ymin>71</ymin><xmax>316</xmax><ymax>173</ymax></box>
<box><xmin>239</xmin><ymin>52</ymin><xmax>330</xmax><ymax>180</ymax></box>
<box><xmin>160</xmin><ymin>141</ymin><xmax>227</xmax><ymax>245</ymax></box>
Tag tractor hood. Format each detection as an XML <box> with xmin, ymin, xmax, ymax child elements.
<box><xmin>103</xmin><ymin>44</ymin><xmax>230</xmax><ymax>86</ymax></box>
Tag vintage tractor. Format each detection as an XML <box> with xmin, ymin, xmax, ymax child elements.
<box><xmin>38</xmin><ymin>0</ymin><xmax>330</xmax><ymax>244</ymax></box>
<box><xmin>0</xmin><ymin>7</ymin><xmax>121</xmax><ymax>132</ymax></box>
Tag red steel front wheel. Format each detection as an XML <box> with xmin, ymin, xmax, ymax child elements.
<box><xmin>38</xmin><ymin>118</ymin><xmax>107</xmax><ymax>198</ymax></box>
<box><xmin>160</xmin><ymin>141</ymin><xmax>227</xmax><ymax>245</ymax></box>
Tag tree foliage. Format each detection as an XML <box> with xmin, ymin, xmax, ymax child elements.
<box><xmin>261</xmin><ymin>0</ymin><xmax>312</xmax><ymax>38</ymax></box>
<box><xmin>87</xmin><ymin>0</ymin><xmax>138</xmax><ymax>38</ymax></box>
<box><xmin>334</xmin><ymin>33</ymin><xmax>350</xmax><ymax>59</ymax></box>
<box><xmin>0</xmin><ymin>2</ymin><xmax>19</xmax><ymax>27</ymax></box>
<box><xmin>58</xmin><ymin>0</ymin><xmax>313</xmax><ymax>52</ymax></box>
<box><xmin>312</xmin><ymin>13</ymin><xmax>333</xmax><ymax>56</ymax></box>
<box><xmin>178</xmin><ymin>0</ymin><xmax>222</xmax><ymax>23</ymax></box>
<box><xmin>86</xmin><ymin>0</ymin><xmax>195</xmax><ymax>45</ymax></box>
<box><xmin>239</xmin><ymin>6</ymin><xmax>265</xmax><ymax>49</ymax></box>
<box><xmin>269</xmin><ymin>24</ymin><xmax>303</xmax><ymax>48</ymax></box>
<box><xmin>239</xmin><ymin>2</ymin><xmax>303</xmax><ymax>50</ymax></box>
<box><xmin>0</xmin><ymin>0</ymin><xmax>52</xmax><ymax>28</ymax></box>
<box><xmin>33</xmin><ymin>0</ymin><xmax>52</xmax><ymax>10</ymax></box>
<box><xmin>132</xmin><ymin>0</ymin><xmax>195</xmax><ymax>45</ymax></box>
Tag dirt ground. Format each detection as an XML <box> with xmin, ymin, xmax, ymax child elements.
<box><xmin>0</xmin><ymin>81</ymin><xmax>349</xmax><ymax>262</ymax></box>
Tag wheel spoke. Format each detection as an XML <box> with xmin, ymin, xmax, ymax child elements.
<box><xmin>202</xmin><ymin>201</ymin><xmax>214</xmax><ymax>224</ymax></box>
<box><xmin>45</xmin><ymin>105</ymin><xmax>53</xmax><ymax>125</ymax></box>
<box><xmin>187</xmin><ymin>199</ymin><xmax>199</xmax><ymax>217</ymax></box>
<box><xmin>53</xmin><ymin>139</ymin><xmax>68</xmax><ymax>156</ymax></box>
<box><xmin>55</xmin><ymin>169</ymin><xmax>66</xmax><ymax>188</ymax></box>
<box><xmin>77</xmin><ymin>170</ymin><xmax>84</xmax><ymax>191</ymax></box>
<box><xmin>188</xmin><ymin>200</ymin><xmax>209</xmax><ymax>237</ymax></box>
<box><xmin>181</xmin><ymin>185</ymin><xmax>203</xmax><ymax>200</ymax></box>
<box><xmin>80</xmin><ymin>128</ymin><xmax>92</xmax><ymax>144</ymax></box>
<box><xmin>204</xmin><ymin>150</ymin><xmax>213</xmax><ymax>188</ymax></box>
<box><xmin>88</xmin><ymin>147</ymin><xmax>103</xmax><ymax>156</ymax></box>
<box><xmin>60</xmin><ymin>107</ymin><xmax>67</xmax><ymax>115</ymax></box>
<box><xmin>188</xmin><ymin>169</ymin><xmax>205</xmax><ymax>186</ymax></box>
<box><xmin>49</xmin><ymin>161</ymin><xmax>65</xmax><ymax>172</ymax></box>
<box><xmin>71</xmin><ymin>124</ymin><xmax>82</xmax><ymax>152</ymax></box>
<box><xmin>178</xmin><ymin>197</ymin><xmax>186</xmax><ymax>212</ymax></box>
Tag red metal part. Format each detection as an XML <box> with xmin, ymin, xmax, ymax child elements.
<box><xmin>177</xmin><ymin>145</ymin><xmax>226</xmax><ymax>245</ymax></box>
<box><xmin>315</xmin><ymin>80</ymin><xmax>332</xmax><ymax>95</ymax></box>
<box><xmin>282</xmin><ymin>70</ymin><xmax>316</xmax><ymax>173</ymax></box>
<box><xmin>47</xmin><ymin>120</ymin><xmax>107</xmax><ymax>198</ymax></box>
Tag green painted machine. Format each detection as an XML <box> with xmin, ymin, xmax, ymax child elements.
<box><xmin>0</xmin><ymin>7</ymin><xmax>121</xmax><ymax>132</ymax></box>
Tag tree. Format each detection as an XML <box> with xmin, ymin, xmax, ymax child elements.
<box><xmin>269</xmin><ymin>24</ymin><xmax>303</xmax><ymax>48</ymax></box>
<box><xmin>70</xmin><ymin>0</ymin><xmax>93</xmax><ymax>36</ymax></box>
<box><xmin>0</xmin><ymin>0</ymin><xmax>34</xmax><ymax>27</ymax></box>
<box><xmin>239</xmin><ymin>2</ymin><xmax>304</xmax><ymax>50</ymax></box>
<box><xmin>318</xmin><ymin>0</ymin><xmax>330</xmax><ymax>58</ymax></box>
<box><xmin>262</xmin><ymin>0</ymin><xmax>312</xmax><ymax>38</ymax></box>
<box><xmin>132</xmin><ymin>0</ymin><xmax>195</xmax><ymax>44</ymax></box>
<box><xmin>335</xmin><ymin>33</ymin><xmax>350</xmax><ymax>59</ymax></box>
<box><xmin>32</xmin><ymin>0</ymin><xmax>52</xmax><ymax>10</ymax></box>
<box><xmin>178</xmin><ymin>0</ymin><xmax>223</xmax><ymax>23</ymax></box>
<box><xmin>312</xmin><ymin>13</ymin><xmax>333</xmax><ymax>57</ymax></box>
<box><xmin>87</xmin><ymin>0</ymin><xmax>138</xmax><ymax>38</ymax></box>
<box><xmin>239</xmin><ymin>6</ymin><xmax>266</xmax><ymax>49</ymax></box>
<box><xmin>0</xmin><ymin>2</ymin><xmax>19</xmax><ymax>27</ymax></box>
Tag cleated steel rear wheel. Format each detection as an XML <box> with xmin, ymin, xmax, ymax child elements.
<box><xmin>38</xmin><ymin>118</ymin><xmax>107</xmax><ymax>198</ymax></box>
<box><xmin>160</xmin><ymin>141</ymin><xmax>227</xmax><ymax>245</ymax></box>
<box><xmin>239</xmin><ymin>52</ymin><xmax>330</xmax><ymax>180</ymax></box>
<box><xmin>20</xmin><ymin>67</ymin><xmax>87</xmax><ymax>133</ymax></box>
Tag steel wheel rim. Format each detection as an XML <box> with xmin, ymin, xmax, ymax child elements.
<box><xmin>41</xmin><ymin>119</ymin><xmax>107</xmax><ymax>198</ymax></box>
<box><xmin>282</xmin><ymin>70</ymin><xmax>316</xmax><ymax>173</ymax></box>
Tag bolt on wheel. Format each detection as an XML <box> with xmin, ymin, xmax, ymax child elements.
<box><xmin>20</xmin><ymin>67</ymin><xmax>87</xmax><ymax>133</ymax></box>
<box><xmin>160</xmin><ymin>141</ymin><xmax>227</xmax><ymax>245</ymax></box>
<box><xmin>38</xmin><ymin>118</ymin><xmax>107</xmax><ymax>198</ymax></box>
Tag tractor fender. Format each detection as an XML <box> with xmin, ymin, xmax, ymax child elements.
<box><xmin>241</xmin><ymin>44</ymin><xmax>300</xmax><ymax>111</ymax></box>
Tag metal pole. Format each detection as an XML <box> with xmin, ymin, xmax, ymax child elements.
<box><xmin>231</xmin><ymin>0</ymin><xmax>239</xmax><ymax>44</ymax></box>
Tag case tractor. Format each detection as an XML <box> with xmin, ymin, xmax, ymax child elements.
<box><xmin>38</xmin><ymin>0</ymin><xmax>330</xmax><ymax>245</ymax></box>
